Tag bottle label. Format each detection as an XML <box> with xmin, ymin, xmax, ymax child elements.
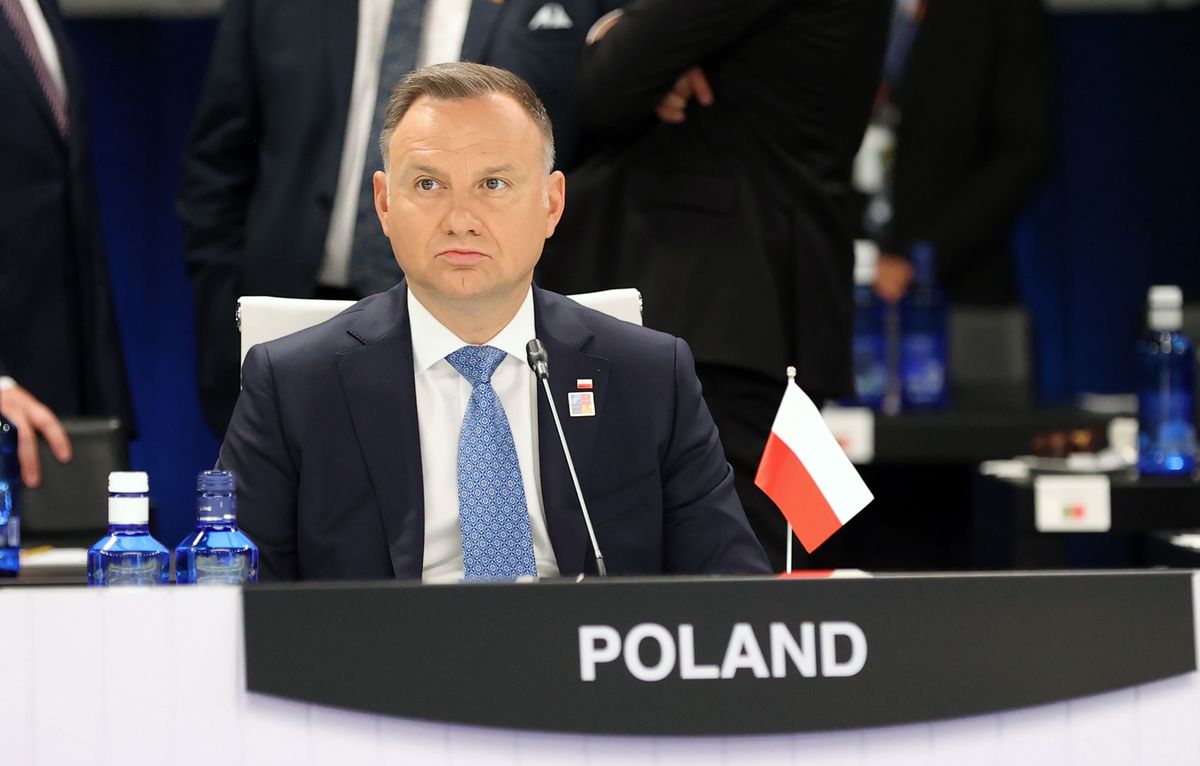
<box><xmin>853</xmin><ymin>334</ymin><xmax>887</xmax><ymax>406</ymax></box>
<box><xmin>1140</xmin><ymin>391</ymin><xmax>1195</xmax><ymax>422</ymax></box>
<box><xmin>901</xmin><ymin>334</ymin><xmax>947</xmax><ymax>405</ymax></box>
<box><xmin>1140</xmin><ymin>392</ymin><xmax>1197</xmax><ymax>452</ymax></box>
<box><xmin>1</xmin><ymin>515</ymin><xmax>18</xmax><ymax>548</ymax></box>
<box><xmin>194</xmin><ymin>551</ymin><xmax>254</xmax><ymax>584</ymax></box>
<box><xmin>98</xmin><ymin>553</ymin><xmax>166</xmax><ymax>586</ymax></box>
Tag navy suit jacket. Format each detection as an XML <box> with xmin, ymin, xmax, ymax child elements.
<box><xmin>0</xmin><ymin>0</ymin><xmax>131</xmax><ymax>425</ymax></box>
<box><xmin>179</xmin><ymin>0</ymin><xmax>625</xmax><ymax>437</ymax></box>
<box><xmin>219</xmin><ymin>284</ymin><xmax>769</xmax><ymax>580</ymax></box>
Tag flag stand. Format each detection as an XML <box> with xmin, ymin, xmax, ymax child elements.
<box><xmin>783</xmin><ymin>365</ymin><xmax>798</xmax><ymax>575</ymax></box>
<box><xmin>785</xmin><ymin>525</ymin><xmax>793</xmax><ymax>574</ymax></box>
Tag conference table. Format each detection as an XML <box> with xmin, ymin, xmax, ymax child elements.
<box><xmin>824</xmin><ymin>405</ymin><xmax>1111</xmax><ymax>466</ymax></box>
<box><xmin>4</xmin><ymin>570</ymin><xmax>1199</xmax><ymax>765</ymax></box>
<box><xmin>813</xmin><ymin>404</ymin><xmax>1117</xmax><ymax>570</ymax></box>
<box><xmin>973</xmin><ymin>471</ymin><xmax>1200</xmax><ymax>568</ymax></box>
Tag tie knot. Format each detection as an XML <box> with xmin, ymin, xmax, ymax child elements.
<box><xmin>446</xmin><ymin>345</ymin><xmax>507</xmax><ymax>387</ymax></box>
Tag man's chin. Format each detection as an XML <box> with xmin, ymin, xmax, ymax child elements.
<box><xmin>440</xmin><ymin>271</ymin><xmax>491</xmax><ymax>297</ymax></box>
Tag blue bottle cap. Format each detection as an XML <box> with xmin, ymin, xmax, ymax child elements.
<box><xmin>197</xmin><ymin>470</ymin><xmax>236</xmax><ymax>493</ymax></box>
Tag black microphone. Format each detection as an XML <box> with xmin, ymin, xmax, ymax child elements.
<box><xmin>526</xmin><ymin>338</ymin><xmax>550</xmax><ymax>379</ymax></box>
<box><xmin>525</xmin><ymin>339</ymin><xmax>607</xmax><ymax>577</ymax></box>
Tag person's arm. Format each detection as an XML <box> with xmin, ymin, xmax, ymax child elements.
<box><xmin>177</xmin><ymin>0</ymin><xmax>260</xmax><ymax>273</ymax></box>
<box><xmin>217</xmin><ymin>344</ymin><xmax>300</xmax><ymax>581</ymax></box>
<box><xmin>0</xmin><ymin>378</ymin><xmax>72</xmax><ymax>488</ymax></box>
<box><xmin>580</xmin><ymin>0</ymin><xmax>782</xmax><ymax>137</ymax></box>
<box><xmin>661</xmin><ymin>339</ymin><xmax>771</xmax><ymax>575</ymax></box>
<box><xmin>922</xmin><ymin>0</ymin><xmax>1054</xmax><ymax>273</ymax></box>
<box><xmin>177</xmin><ymin>0</ymin><xmax>261</xmax><ymax>433</ymax></box>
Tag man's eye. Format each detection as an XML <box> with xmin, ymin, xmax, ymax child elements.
<box><xmin>482</xmin><ymin>178</ymin><xmax>509</xmax><ymax>191</ymax></box>
<box><xmin>416</xmin><ymin>178</ymin><xmax>441</xmax><ymax>191</ymax></box>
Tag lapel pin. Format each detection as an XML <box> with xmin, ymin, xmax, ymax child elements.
<box><xmin>568</xmin><ymin>391</ymin><xmax>596</xmax><ymax>417</ymax></box>
<box><xmin>576</xmin><ymin>378</ymin><xmax>593</xmax><ymax>389</ymax></box>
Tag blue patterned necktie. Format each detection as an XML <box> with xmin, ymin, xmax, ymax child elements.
<box><xmin>446</xmin><ymin>345</ymin><xmax>537</xmax><ymax>580</ymax></box>
<box><xmin>349</xmin><ymin>0</ymin><xmax>427</xmax><ymax>297</ymax></box>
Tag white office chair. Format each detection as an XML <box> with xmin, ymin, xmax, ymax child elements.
<box><xmin>237</xmin><ymin>288</ymin><xmax>643</xmax><ymax>366</ymax></box>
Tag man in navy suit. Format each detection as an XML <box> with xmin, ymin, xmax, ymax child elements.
<box><xmin>219</xmin><ymin>63</ymin><xmax>769</xmax><ymax>581</ymax></box>
<box><xmin>1</xmin><ymin>0</ymin><xmax>132</xmax><ymax>486</ymax></box>
<box><xmin>179</xmin><ymin>0</ymin><xmax>624</xmax><ymax>440</ymax></box>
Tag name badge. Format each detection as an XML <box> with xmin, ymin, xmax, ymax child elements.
<box><xmin>568</xmin><ymin>392</ymin><xmax>595</xmax><ymax>417</ymax></box>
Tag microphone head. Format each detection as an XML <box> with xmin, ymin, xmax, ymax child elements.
<box><xmin>525</xmin><ymin>338</ymin><xmax>550</xmax><ymax>379</ymax></box>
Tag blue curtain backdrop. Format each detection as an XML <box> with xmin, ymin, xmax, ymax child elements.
<box><xmin>67</xmin><ymin>18</ymin><xmax>219</xmax><ymax>546</ymax></box>
<box><xmin>64</xmin><ymin>10</ymin><xmax>1200</xmax><ymax>542</ymax></box>
<box><xmin>1018</xmin><ymin>9</ymin><xmax>1200</xmax><ymax>400</ymax></box>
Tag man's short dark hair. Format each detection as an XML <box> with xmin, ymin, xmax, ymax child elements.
<box><xmin>378</xmin><ymin>62</ymin><xmax>555</xmax><ymax>172</ymax></box>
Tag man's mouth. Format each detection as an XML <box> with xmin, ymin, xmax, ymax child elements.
<box><xmin>437</xmin><ymin>249</ymin><xmax>488</xmax><ymax>266</ymax></box>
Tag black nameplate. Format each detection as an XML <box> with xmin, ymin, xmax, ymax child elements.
<box><xmin>242</xmin><ymin>572</ymin><xmax>1196</xmax><ymax>735</ymax></box>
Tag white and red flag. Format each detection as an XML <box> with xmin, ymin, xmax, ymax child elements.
<box><xmin>754</xmin><ymin>372</ymin><xmax>874</xmax><ymax>554</ymax></box>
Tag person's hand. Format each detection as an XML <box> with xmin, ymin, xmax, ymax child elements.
<box><xmin>0</xmin><ymin>383</ymin><xmax>72</xmax><ymax>488</ymax></box>
<box><xmin>874</xmin><ymin>253</ymin><xmax>914</xmax><ymax>304</ymax></box>
<box><xmin>656</xmin><ymin>67</ymin><xmax>714</xmax><ymax>124</ymax></box>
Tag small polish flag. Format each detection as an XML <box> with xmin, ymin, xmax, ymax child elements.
<box><xmin>755</xmin><ymin>370</ymin><xmax>874</xmax><ymax>554</ymax></box>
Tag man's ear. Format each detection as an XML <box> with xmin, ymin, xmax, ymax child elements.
<box><xmin>544</xmin><ymin>170</ymin><xmax>566</xmax><ymax>238</ymax></box>
<box><xmin>373</xmin><ymin>170</ymin><xmax>390</xmax><ymax>235</ymax></box>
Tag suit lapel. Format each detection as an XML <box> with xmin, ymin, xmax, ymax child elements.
<box><xmin>0</xmin><ymin>0</ymin><xmax>63</xmax><ymax>141</ymax></box>
<box><xmin>460</xmin><ymin>0</ymin><xmax>508</xmax><ymax>62</ymax></box>
<box><xmin>336</xmin><ymin>285</ymin><xmax>426</xmax><ymax>578</ymax></box>
<box><xmin>533</xmin><ymin>288</ymin><xmax>609</xmax><ymax>576</ymax></box>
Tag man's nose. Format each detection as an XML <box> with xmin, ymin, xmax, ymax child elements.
<box><xmin>442</xmin><ymin>192</ymin><xmax>482</xmax><ymax>236</ymax></box>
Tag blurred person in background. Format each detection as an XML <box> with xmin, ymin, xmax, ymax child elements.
<box><xmin>537</xmin><ymin>0</ymin><xmax>890</xmax><ymax>569</ymax></box>
<box><xmin>1</xmin><ymin>0</ymin><xmax>133</xmax><ymax>487</ymax></box>
<box><xmin>178</xmin><ymin>0</ymin><xmax>624</xmax><ymax>439</ymax></box>
<box><xmin>861</xmin><ymin>0</ymin><xmax>1054</xmax><ymax>306</ymax></box>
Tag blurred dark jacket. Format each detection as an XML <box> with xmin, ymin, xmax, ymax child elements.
<box><xmin>0</xmin><ymin>0</ymin><xmax>132</xmax><ymax>427</ymax></box>
<box><xmin>540</xmin><ymin>0</ymin><xmax>890</xmax><ymax>398</ymax></box>
<box><xmin>885</xmin><ymin>0</ymin><xmax>1054</xmax><ymax>305</ymax></box>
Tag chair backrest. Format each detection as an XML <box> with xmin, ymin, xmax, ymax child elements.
<box><xmin>949</xmin><ymin>306</ymin><xmax>1033</xmax><ymax>408</ymax></box>
<box><xmin>20</xmin><ymin>417</ymin><xmax>128</xmax><ymax>546</ymax></box>
<box><xmin>238</xmin><ymin>288</ymin><xmax>643</xmax><ymax>365</ymax></box>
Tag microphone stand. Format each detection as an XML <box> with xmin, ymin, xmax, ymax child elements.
<box><xmin>526</xmin><ymin>339</ymin><xmax>607</xmax><ymax>576</ymax></box>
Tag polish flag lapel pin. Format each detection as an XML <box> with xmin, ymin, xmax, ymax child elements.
<box><xmin>568</xmin><ymin>379</ymin><xmax>595</xmax><ymax>417</ymax></box>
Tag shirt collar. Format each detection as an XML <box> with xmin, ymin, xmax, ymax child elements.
<box><xmin>408</xmin><ymin>286</ymin><xmax>536</xmax><ymax>374</ymax></box>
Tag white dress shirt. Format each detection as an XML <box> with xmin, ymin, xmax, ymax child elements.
<box><xmin>409</xmin><ymin>287</ymin><xmax>561</xmax><ymax>583</ymax></box>
<box><xmin>15</xmin><ymin>0</ymin><xmax>66</xmax><ymax>100</ymax></box>
<box><xmin>319</xmin><ymin>0</ymin><xmax>473</xmax><ymax>289</ymax></box>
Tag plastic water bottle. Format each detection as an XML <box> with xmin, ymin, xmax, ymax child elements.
<box><xmin>1137</xmin><ymin>285</ymin><xmax>1196</xmax><ymax>476</ymax></box>
<box><xmin>900</xmin><ymin>241</ymin><xmax>949</xmax><ymax>409</ymax></box>
<box><xmin>174</xmin><ymin>470</ymin><xmax>259</xmax><ymax>584</ymax></box>
<box><xmin>87</xmin><ymin>471</ymin><xmax>169</xmax><ymax>586</ymax></box>
<box><xmin>852</xmin><ymin>241</ymin><xmax>887</xmax><ymax>409</ymax></box>
<box><xmin>0</xmin><ymin>416</ymin><xmax>20</xmax><ymax>577</ymax></box>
